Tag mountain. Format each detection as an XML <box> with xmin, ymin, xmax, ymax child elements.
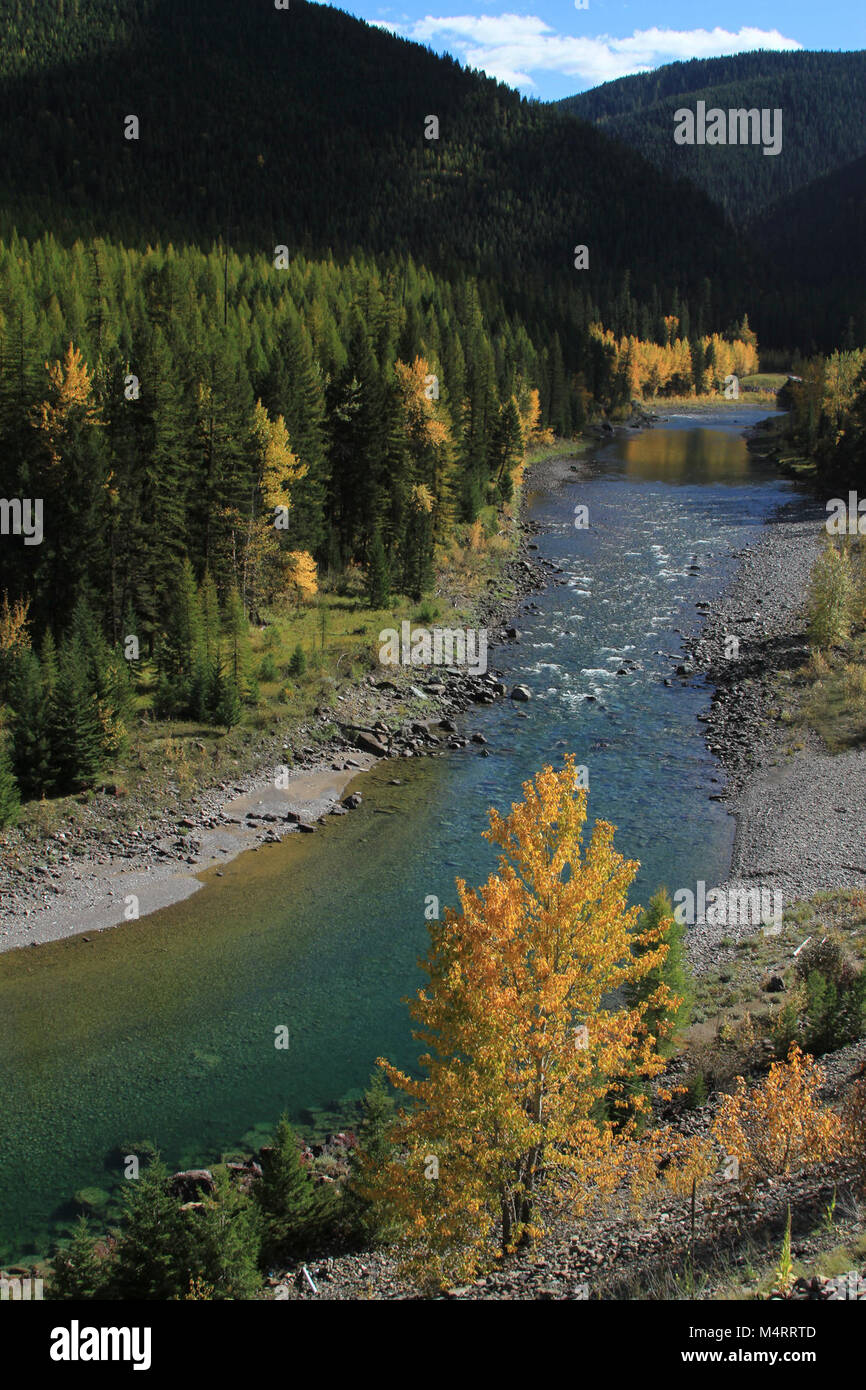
<box><xmin>555</xmin><ymin>50</ymin><xmax>866</xmax><ymax>225</ymax></box>
<box><xmin>753</xmin><ymin>151</ymin><xmax>866</xmax><ymax>352</ymax></box>
<box><xmin>0</xmin><ymin>0</ymin><xmax>746</xmax><ymax>335</ymax></box>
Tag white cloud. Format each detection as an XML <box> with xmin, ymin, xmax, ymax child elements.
<box><xmin>372</xmin><ymin>14</ymin><xmax>803</xmax><ymax>90</ymax></box>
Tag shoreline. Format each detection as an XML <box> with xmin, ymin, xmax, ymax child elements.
<box><xmin>0</xmin><ymin>452</ymin><xmax>584</xmax><ymax>955</ymax></box>
<box><xmin>684</xmin><ymin>490</ymin><xmax>866</xmax><ymax>968</ymax></box>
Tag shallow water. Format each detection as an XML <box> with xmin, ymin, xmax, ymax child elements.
<box><xmin>0</xmin><ymin>409</ymin><xmax>796</xmax><ymax>1260</ymax></box>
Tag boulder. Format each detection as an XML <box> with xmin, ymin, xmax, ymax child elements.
<box><xmin>170</xmin><ymin>1169</ymin><xmax>216</xmax><ymax>1201</ymax></box>
<box><xmin>510</xmin><ymin>685</ymin><xmax>532</xmax><ymax>702</ymax></box>
<box><xmin>355</xmin><ymin>731</ymin><xmax>388</xmax><ymax>757</ymax></box>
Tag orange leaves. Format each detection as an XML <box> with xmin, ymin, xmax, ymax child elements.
<box><xmin>712</xmin><ymin>1044</ymin><xmax>843</xmax><ymax>1188</ymax></box>
<box><xmin>367</xmin><ymin>757</ymin><xmax>675</xmax><ymax>1280</ymax></box>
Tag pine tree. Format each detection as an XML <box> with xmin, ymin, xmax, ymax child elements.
<box><xmin>111</xmin><ymin>1157</ymin><xmax>190</xmax><ymax>1300</ymax></box>
<box><xmin>623</xmin><ymin>886</ymin><xmax>693</xmax><ymax>1057</ymax></box>
<box><xmin>186</xmin><ymin>1170</ymin><xmax>262</xmax><ymax>1300</ymax></box>
<box><xmin>0</xmin><ymin>728</ymin><xmax>21</xmax><ymax>828</ymax></box>
<box><xmin>345</xmin><ymin>1072</ymin><xmax>396</xmax><ymax>1242</ymax></box>
<box><xmin>254</xmin><ymin>1116</ymin><xmax>323</xmax><ymax>1265</ymax></box>
<box><xmin>288</xmin><ymin>643</ymin><xmax>306</xmax><ymax>678</ymax></box>
<box><xmin>365</xmin><ymin>529</ymin><xmax>391</xmax><ymax>608</ymax></box>
<box><xmin>9</xmin><ymin>648</ymin><xmax>52</xmax><ymax>798</ymax></box>
<box><xmin>51</xmin><ymin>1216</ymin><xmax>106</xmax><ymax>1300</ymax></box>
<box><xmin>49</xmin><ymin>634</ymin><xmax>103</xmax><ymax>792</ymax></box>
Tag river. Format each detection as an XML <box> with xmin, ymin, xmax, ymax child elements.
<box><xmin>0</xmin><ymin>407</ymin><xmax>797</xmax><ymax>1261</ymax></box>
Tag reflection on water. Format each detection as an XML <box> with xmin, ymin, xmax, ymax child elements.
<box><xmin>0</xmin><ymin>409</ymin><xmax>795</xmax><ymax>1260</ymax></box>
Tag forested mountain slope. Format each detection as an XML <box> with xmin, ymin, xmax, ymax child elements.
<box><xmin>753</xmin><ymin>151</ymin><xmax>866</xmax><ymax>352</ymax></box>
<box><xmin>556</xmin><ymin>50</ymin><xmax>866</xmax><ymax>225</ymax></box>
<box><xmin>0</xmin><ymin>0</ymin><xmax>743</xmax><ymax>331</ymax></box>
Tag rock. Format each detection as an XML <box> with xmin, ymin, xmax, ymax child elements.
<box><xmin>342</xmin><ymin>792</ymin><xmax>363</xmax><ymax>810</ymax></box>
<box><xmin>439</xmin><ymin>718</ymin><xmax>457</xmax><ymax>733</ymax></box>
<box><xmin>470</xmin><ymin>733</ymin><xmax>487</xmax><ymax>744</ymax></box>
<box><xmin>298</xmin><ymin>822</ymin><xmax>316</xmax><ymax>834</ymax></box>
<box><xmin>355</xmin><ymin>731</ymin><xmax>388</xmax><ymax>757</ymax></box>
<box><xmin>170</xmin><ymin>1168</ymin><xmax>216</xmax><ymax>1200</ymax></box>
<box><xmin>510</xmin><ymin>685</ymin><xmax>532</xmax><ymax>702</ymax></box>
<box><xmin>762</xmin><ymin>973</ymin><xmax>786</xmax><ymax>993</ymax></box>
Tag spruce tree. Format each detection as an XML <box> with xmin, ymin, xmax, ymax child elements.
<box><xmin>51</xmin><ymin>1216</ymin><xmax>106</xmax><ymax>1300</ymax></box>
<box><xmin>254</xmin><ymin>1116</ymin><xmax>322</xmax><ymax>1265</ymax></box>
<box><xmin>111</xmin><ymin>1157</ymin><xmax>190</xmax><ymax>1301</ymax></box>
<box><xmin>365</xmin><ymin>529</ymin><xmax>391</xmax><ymax>608</ymax></box>
<box><xmin>623</xmin><ymin>887</ymin><xmax>693</xmax><ymax>1057</ymax></box>
<box><xmin>0</xmin><ymin>728</ymin><xmax>21</xmax><ymax>828</ymax></box>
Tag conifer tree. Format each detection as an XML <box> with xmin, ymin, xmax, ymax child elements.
<box><xmin>51</xmin><ymin>1216</ymin><xmax>106</xmax><ymax>1300</ymax></box>
<box><xmin>0</xmin><ymin>728</ymin><xmax>20</xmax><ymax>828</ymax></box>
<box><xmin>49</xmin><ymin>634</ymin><xmax>103</xmax><ymax>792</ymax></box>
<box><xmin>254</xmin><ymin>1116</ymin><xmax>323</xmax><ymax>1265</ymax></box>
<box><xmin>365</xmin><ymin>529</ymin><xmax>391</xmax><ymax>608</ymax></box>
<box><xmin>623</xmin><ymin>886</ymin><xmax>693</xmax><ymax>1057</ymax></box>
<box><xmin>111</xmin><ymin>1157</ymin><xmax>190</xmax><ymax>1301</ymax></box>
<box><xmin>186</xmin><ymin>1170</ymin><xmax>262</xmax><ymax>1300</ymax></box>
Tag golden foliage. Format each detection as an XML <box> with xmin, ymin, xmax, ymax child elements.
<box><xmin>362</xmin><ymin>757</ymin><xmax>675</xmax><ymax>1285</ymax></box>
<box><xmin>285</xmin><ymin>550</ymin><xmax>318</xmax><ymax>606</ymax></box>
<box><xmin>0</xmin><ymin>592</ymin><xmax>31</xmax><ymax>659</ymax></box>
<box><xmin>712</xmin><ymin>1044</ymin><xmax>843</xmax><ymax>1188</ymax></box>
<box><xmin>252</xmin><ymin>399</ymin><xmax>307</xmax><ymax>515</ymax></box>
<box><xmin>34</xmin><ymin>343</ymin><xmax>102</xmax><ymax>463</ymax></box>
<box><xmin>590</xmin><ymin>325</ymin><xmax>759</xmax><ymax>398</ymax></box>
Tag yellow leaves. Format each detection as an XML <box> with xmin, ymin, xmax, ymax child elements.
<box><xmin>588</xmin><ymin>323</ymin><xmax>759</xmax><ymax>397</ymax></box>
<box><xmin>33</xmin><ymin>342</ymin><xmax>101</xmax><ymax>465</ymax></box>
<box><xmin>252</xmin><ymin>399</ymin><xmax>307</xmax><ymax>514</ymax></box>
<box><xmin>712</xmin><ymin>1044</ymin><xmax>843</xmax><ymax>1188</ymax></box>
<box><xmin>0</xmin><ymin>592</ymin><xmax>31</xmax><ymax>658</ymax></box>
<box><xmin>411</xmin><ymin>483</ymin><xmax>434</xmax><ymax>514</ymax></box>
<box><xmin>365</xmin><ymin>757</ymin><xmax>674</xmax><ymax>1280</ymax></box>
<box><xmin>284</xmin><ymin>550</ymin><xmax>318</xmax><ymax>606</ymax></box>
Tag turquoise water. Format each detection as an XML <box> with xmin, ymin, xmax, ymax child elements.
<box><xmin>0</xmin><ymin>410</ymin><xmax>796</xmax><ymax>1260</ymax></box>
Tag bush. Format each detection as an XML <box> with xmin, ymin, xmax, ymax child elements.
<box><xmin>808</xmin><ymin>543</ymin><xmax>853</xmax><ymax>650</ymax></box>
<box><xmin>712</xmin><ymin>1044</ymin><xmax>843</xmax><ymax>1189</ymax></box>
<box><xmin>794</xmin><ymin>932</ymin><xmax>866</xmax><ymax>1054</ymax></box>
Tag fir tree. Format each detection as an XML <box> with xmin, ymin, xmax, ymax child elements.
<box><xmin>51</xmin><ymin>1216</ymin><xmax>107</xmax><ymax>1300</ymax></box>
<box><xmin>623</xmin><ymin>886</ymin><xmax>693</xmax><ymax>1057</ymax></box>
<box><xmin>0</xmin><ymin>728</ymin><xmax>20</xmax><ymax>828</ymax></box>
<box><xmin>254</xmin><ymin>1116</ymin><xmax>323</xmax><ymax>1265</ymax></box>
<box><xmin>365</xmin><ymin>529</ymin><xmax>391</xmax><ymax>608</ymax></box>
<box><xmin>111</xmin><ymin>1157</ymin><xmax>190</xmax><ymax>1301</ymax></box>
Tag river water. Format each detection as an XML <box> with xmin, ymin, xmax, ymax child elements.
<box><xmin>0</xmin><ymin>409</ymin><xmax>796</xmax><ymax>1261</ymax></box>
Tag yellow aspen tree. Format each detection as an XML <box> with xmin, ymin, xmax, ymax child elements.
<box><xmin>364</xmin><ymin>757</ymin><xmax>677</xmax><ymax>1284</ymax></box>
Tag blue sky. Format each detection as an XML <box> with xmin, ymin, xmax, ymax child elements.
<box><xmin>336</xmin><ymin>0</ymin><xmax>865</xmax><ymax>100</ymax></box>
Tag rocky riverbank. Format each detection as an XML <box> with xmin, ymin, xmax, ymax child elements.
<box><xmin>676</xmin><ymin>488</ymin><xmax>866</xmax><ymax>971</ymax></box>
<box><xmin>0</xmin><ymin>455</ymin><xmax>585</xmax><ymax>953</ymax></box>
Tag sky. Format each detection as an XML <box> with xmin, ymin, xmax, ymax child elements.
<box><xmin>337</xmin><ymin>0</ymin><xmax>866</xmax><ymax>100</ymax></box>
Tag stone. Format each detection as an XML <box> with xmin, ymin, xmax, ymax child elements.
<box><xmin>510</xmin><ymin>685</ymin><xmax>532</xmax><ymax>702</ymax></box>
